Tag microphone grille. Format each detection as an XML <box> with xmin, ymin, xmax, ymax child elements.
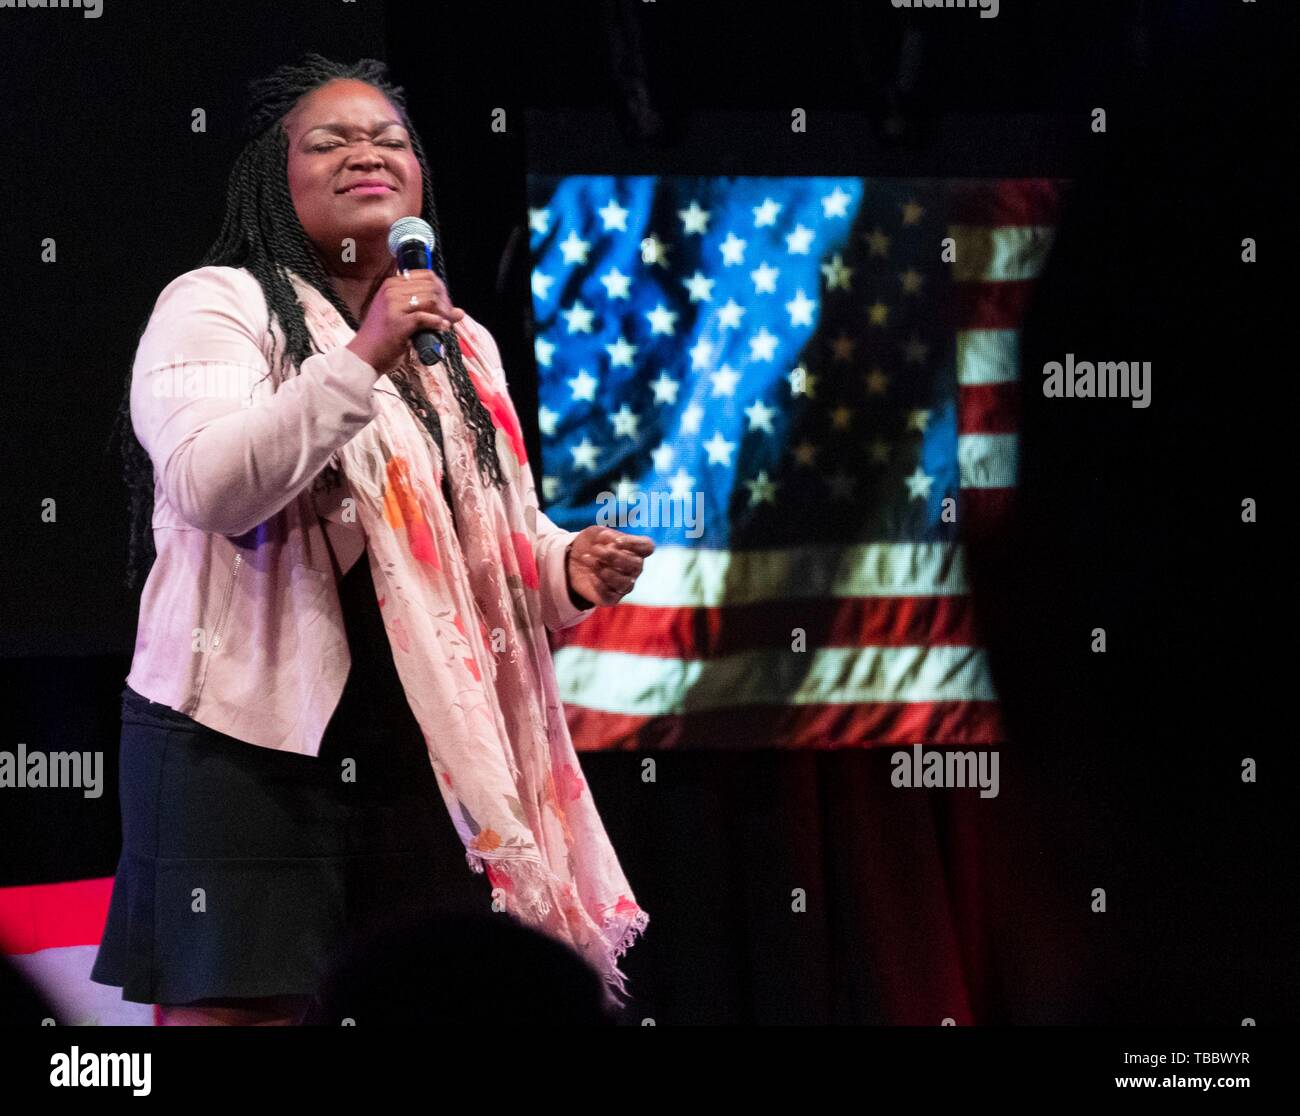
<box><xmin>387</xmin><ymin>216</ymin><xmax>436</xmax><ymax>258</ymax></box>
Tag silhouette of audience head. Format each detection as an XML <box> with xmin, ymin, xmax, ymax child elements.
<box><xmin>311</xmin><ymin>908</ymin><xmax>619</xmax><ymax>1025</ymax></box>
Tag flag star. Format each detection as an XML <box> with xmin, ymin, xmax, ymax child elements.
<box><xmin>680</xmin><ymin>402</ymin><xmax>705</xmax><ymax>435</ymax></box>
<box><xmin>792</xmin><ymin>441</ymin><xmax>818</xmax><ymax>467</ymax></box>
<box><xmin>906</xmin><ymin>408</ymin><xmax>932</xmax><ymax>433</ymax></box>
<box><xmin>902</xmin><ymin>336</ymin><xmax>929</xmax><ymax>364</ymax></box>
<box><xmin>561</xmin><ymin>300</ymin><xmax>595</xmax><ymax>333</ymax></box>
<box><xmin>669</xmin><ymin>466</ymin><xmax>697</xmax><ymax>499</ymax></box>
<box><xmin>568</xmin><ymin>368</ymin><xmax>598</xmax><ymax>402</ymax></box>
<box><xmin>541</xmin><ymin>475</ymin><xmax>560</xmax><ymax>501</ymax></box>
<box><xmin>869</xmin><ymin>438</ymin><xmax>891</xmax><ymax>465</ymax></box>
<box><xmin>650</xmin><ymin>371</ymin><xmax>680</xmax><ymax>404</ymax></box>
<box><xmin>559</xmin><ymin>229</ymin><xmax>590</xmax><ymax>264</ymax></box>
<box><xmin>785</xmin><ymin>224</ymin><xmax>815</xmax><ymax>254</ymax></box>
<box><xmin>689</xmin><ymin>337</ymin><xmax>715</xmax><ymax>370</ymax></box>
<box><xmin>830</xmin><ymin>405</ymin><xmax>853</xmax><ymax>430</ymax></box>
<box><xmin>745</xmin><ymin>470</ymin><xmax>778</xmax><ymax>506</ymax></box>
<box><xmin>531</xmin><ymin>269</ymin><xmax>555</xmax><ymax>301</ymax></box>
<box><xmin>901</xmin><ymin>200</ymin><xmax>925</xmax><ymax>225</ymax></box>
<box><xmin>682</xmin><ymin>271</ymin><xmax>715</xmax><ymax>302</ymax></box>
<box><xmin>716</xmin><ymin>299</ymin><xmax>746</xmax><ymax>329</ymax></box>
<box><xmin>703</xmin><ymin>430</ymin><xmax>736</xmax><ymax>466</ymax></box>
<box><xmin>640</xmin><ymin>234</ymin><xmax>672</xmax><ymax>267</ymax></box>
<box><xmin>785</xmin><ymin>289</ymin><xmax>816</xmax><ymax>327</ymax></box>
<box><xmin>569</xmin><ymin>437</ymin><xmax>602</xmax><ymax>472</ymax></box>
<box><xmin>679</xmin><ymin>200</ymin><xmax>712</xmax><ymax>235</ymax></box>
<box><xmin>534</xmin><ymin>335</ymin><xmax>555</xmax><ymax>368</ymax></box>
<box><xmin>599</xmin><ymin>198</ymin><xmax>629</xmax><ymax>231</ymax></box>
<box><xmin>826</xmin><ymin>470</ymin><xmax>856</xmax><ymax>500</ymax></box>
<box><xmin>865</xmin><ymin>367</ymin><xmax>889</xmax><ymax>395</ymax></box>
<box><xmin>538</xmin><ymin>404</ymin><xmax>559</xmax><ymax>436</ymax></box>
<box><xmin>905</xmin><ymin>465</ymin><xmax>935</xmax><ymax>500</ymax></box>
<box><xmin>821</xmin><ymin>185</ymin><xmax>852</xmax><ymax>218</ymax></box>
<box><xmin>528</xmin><ymin>207</ymin><xmax>551</xmax><ymax>235</ymax></box>
<box><xmin>645</xmin><ymin>303</ymin><xmax>679</xmax><ymax>335</ymax></box>
<box><xmin>750</xmin><ymin>261</ymin><xmax>780</xmax><ymax>294</ymax></box>
<box><xmin>610</xmin><ymin>404</ymin><xmax>640</xmax><ymax>439</ymax></box>
<box><xmin>820</xmin><ymin>253</ymin><xmax>854</xmax><ymax>291</ymax></box>
<box><xmin>788</xmin><ymin>365</ymin><xmax>817</xmax><ymax>398</ymax></box>
<box><xmin>718</xmin><ymin>232</ymin><xmax>747</xmax><ymax>266</ymax></box>
<box><xmin>752</xmin><ymin>198</ymin><xmax>783</xmax><ymax>227</ymax></box>
<box><xmin>748</xmin><ymin>327</ymin><xmax>779</xmax><ymax>362</ymax></box>
<box><xmin>864</xmin><ymin>227</ymin><xmax>891</xmax><ymax>257</ymax></box>
<box><xmin>710</xmin><ymin>364</ymin><xmax>742</xmax><ymax>397</ymax></box>
<box><xmin>651</xmin><ymin>442</ymin><xmax>675</xmax><ymax>473</ymax></box>
<box><xmin>744</xmin><ymin>398</ymin><xmax>777</xmax><ymax>433</ymax></box>
<box><xmin>614</xmin><ymin>474</ymin><xmax>640</xmax><ymax>502</ymax></box>
<box><xmin>830</xmin><ymin>333</ymin><xmax>856</xmax><ymax>362</ymax></box>
<box><xmin>900</xmin><ymin>268</ymin><xmax>924</xmax><ymax>295</ymax></box>
<box><xmin>606</xmin><ymin>335</ymin><xmax>637</xmax><ymax>368</ymax></box>
<box><xmin>600</xmin><ymin>267</ymin><xmax>632</xmax><ymax>299</ymax></box>
<box><xmin>867</xmin><ymin>301</ymin><xmax>890</xmax><ymax>327</ymax></box>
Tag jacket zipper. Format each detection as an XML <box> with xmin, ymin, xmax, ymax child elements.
<box><xmin>209</xmin><ymin>552</ymin><xmax>243</xmax><ymax>651</ymax></box>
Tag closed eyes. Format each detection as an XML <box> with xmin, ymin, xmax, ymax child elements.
<box><xmin>312</xmin><ymin>140</ymin><xmax>407</xmax><ymax>152</ymax></box>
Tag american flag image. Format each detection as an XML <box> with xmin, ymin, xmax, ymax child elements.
<box><xmin>527</xmin><ymin>175</ymin><xmax>1069</xmax><ymax>751</ymax></box>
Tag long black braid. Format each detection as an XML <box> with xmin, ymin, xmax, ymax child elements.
<box><xmin>108</xmin><ymin>53</ymin><xmax>505</xmax><ymax>591</ymax></box>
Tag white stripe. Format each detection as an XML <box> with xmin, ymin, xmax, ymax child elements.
<box><xmin>956</xmin><ymin>329</ymin><xmax>1020</xmax><ymax>385</ymax></box>
<box><xmin>958</xmin><ymin>433</ymin><xmax>1017</xmax><ymax>489</ymax></box>
<box><xmin>619</xmin><ymin>542</ymin><xmax>971</xmax><ymax>608</ymax></box>
<box><xmin>554</xmin><ymin>644</ymin><xmax>999</xmax><ymax>715</ymax></box>
<box><xmin>948</xmin><ymin>225</ymin><xmax>1057</xmax><ymax>283</ymax></box>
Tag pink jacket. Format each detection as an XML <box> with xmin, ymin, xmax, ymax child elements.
<box><xmin>125</xmin><ymin>265</ymin><xmax>593</xmax><ymax>756</ymax></box>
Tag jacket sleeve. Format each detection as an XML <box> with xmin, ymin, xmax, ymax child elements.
<box><xmin>460</xmin><ymin>313</ymin><xmax>597</xmax><ymax>632</ymax></box>
<box><xmin>533</xmin><ymin>506</ymin><xmax>598</xmax><ymax>631</ymax></box>
<box><xmin>129</xmin><ymin>266</ymin><xmax>381</xmax><ymax>537</ymax></box>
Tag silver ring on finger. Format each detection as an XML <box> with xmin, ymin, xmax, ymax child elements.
<box><xmin>408</xmin><ymin>294</ymin><xmax>420</xmax><ymax>308</ymax></box>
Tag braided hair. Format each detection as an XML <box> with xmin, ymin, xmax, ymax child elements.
<box><xmin>109</xmin><ymin>52</ymin><xmax>505</xmax><ymax>591</ymax></box>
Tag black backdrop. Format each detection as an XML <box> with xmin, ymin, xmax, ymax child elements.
<box><xmin>0</xmin><ymin>0</ymin><xmax>1292</xmax><ymax>1024</ymax></box>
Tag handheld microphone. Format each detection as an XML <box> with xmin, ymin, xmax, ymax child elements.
<box><xmin>387</xmin><ymin>216</ymin><xmax>445</xmax><ymax>365</ymax></box>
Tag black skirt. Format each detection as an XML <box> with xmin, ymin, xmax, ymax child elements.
<box><xmin>90</xmin><ymin>549</ymin><xmax>488</xmax><ymax>1006</ymax></box>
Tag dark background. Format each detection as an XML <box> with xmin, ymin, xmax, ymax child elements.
<box><xmin>0</xmin><ymin>0</ymin><xmax>1292</xmax><ymax>1023</ymax></box>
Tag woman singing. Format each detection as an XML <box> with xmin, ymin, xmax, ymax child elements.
<box><xmin>93</xmin><ymin>53</ymin><xmax>652</xmax><ymax>1025</ymax></box>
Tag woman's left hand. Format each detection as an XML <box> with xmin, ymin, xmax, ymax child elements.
<box><xmin>565</xmin><ymin>526</ymin><xmax>655</xmax><ymax>607</ymax></box>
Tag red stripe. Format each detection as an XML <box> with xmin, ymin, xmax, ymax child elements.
<box><xmin>0</xmin><ymin>877</ymin><xmax>113</xmax><ymax>954</ymax></box>
<box><xmin>947</xmin><ymin>177</ymin><xmax>1072</xmax><ymax>226</ymax></box>
<box><xmin>958</xmin><ymin>381</ymin><xmax>1019</xmax><ymax>435</ymax></box>
<box><xmin>958</xmin><ymin>488</ymin><xmax>1018</xmax><ymax>541</ymax></box>
<box><xmin>550</xmin><ymin>595</ymin><xmax>988</xmax><ymax>657</ymax></box>
<box><xmin>947</xmin><ymin>278</ymin><xmax>1037</xmax><ymax>331</ymax></box>
<box><xmin>565</xmin><ymin>700</ymin><xmax>1007</xmax><ymax>751</ymax></box>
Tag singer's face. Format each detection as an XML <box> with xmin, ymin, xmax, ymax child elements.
<box><xmin>283</xmin><ymin>79</ymin><xmax>423</xmax><ymax>262</ymax></box>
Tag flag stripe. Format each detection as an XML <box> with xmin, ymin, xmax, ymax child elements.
<box><xmin>553</xmin><ymin>643</ymin><xmax>999</xmax><ymax>714</ymax></box>
<box><xmin>593</xmin><ymin>543</ymin><xmax>971</xmax><ymax>607</ymax></box>
<box><xmin>958</xmin><ymin>382</ymin><xmax>1020</xmax><ymax>435</ymax></box>
<box><xmin>552</xmin><ymin>595</ymin><xmax>988</xmax><ymax>657</ymax></box>
<box><xmin>565</xmin><ymin>700</ymin><xmax>1006</xmax><ymax>751</ymax></box>
<box><xmin>950</xmin><ymin>278</ymin><xmax>1038</xmax><ymax>331</ymax></box>
<box><xmin>948</xmin><ymin>178</ymin><xmax>1070</xmax><ymax>226</ymax></box>
<box><xmin>948</xmin><ymin>225</ymin><xmax>1058</xmax><ymax>283</ymax></box>
<box><xmin>956</xmin><ymin>328</ymin><xmax>1021</xmax><ymax>385</ymax></box>
<box><xmin>957</xmin><ymin>488</ymin><xmax>1018</xmax><ymax>539</ymax></box>
<box><xmin>957</xmin><ymin>433</ymin><xmax>1018</xmax><ymax>489</ymax></box>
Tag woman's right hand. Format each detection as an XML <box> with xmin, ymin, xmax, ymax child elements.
<box><xmin>345</xmin><ymin>269</ymin><xmax>465</xmax><ymax>374</ymax></box>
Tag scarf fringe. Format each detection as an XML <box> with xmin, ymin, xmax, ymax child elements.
<box><xmin>466</xmin><ymin>850</ymin><xmax>649</xmax><ymax>1012</ymax></box>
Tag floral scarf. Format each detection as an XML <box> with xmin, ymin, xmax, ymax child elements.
<box><xmin>289</xmin><ymin>271</ymin><xmax>648</xmax><ymax>1009</ymax></box>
